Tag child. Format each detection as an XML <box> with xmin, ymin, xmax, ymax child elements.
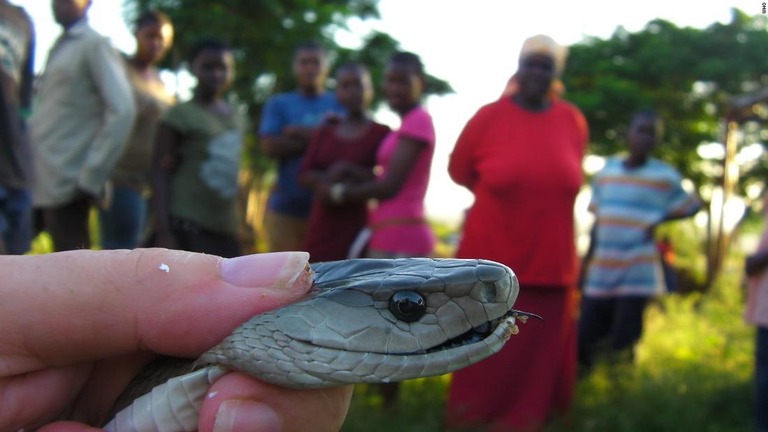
<box><xmin>298</xmin><ymin>63</ymin><xmax>390</xmax><ymax>262</ymax></box>
<box><xmin>100</xmin><ymin>10</ymin><xmax>175</xmax><ymax>250</ymax></box>
<box><xmin>578</xmin><ymin>109</ymin><xmax>701</xmax><ymax>371</ymax></box>
<box><xmin>151</xmin><ymin>38</ymin><xmax>244</xmax><ymax>258</ymax></box>
<box><xmin>260</xmin><ymin>41</ymin><xmax>344</xmax><ymax>252</ymax></box>
<box><xmin>322</xmin><ymin>51</ymin><xmax>436</xmax><ymax>407</ymax></box>
<box><xmin>326</xmin><ymin>52</ymin><xmax>437</xmax><ymax>260</ymax></box>
<box><xmin>745</xmin><ymin>196</ymin><xmax>768</xmax><ymax>432</ymax></box>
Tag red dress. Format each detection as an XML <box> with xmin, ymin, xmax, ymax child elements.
<box><xmin>299</xmin><ymin>121</ymin><xmax>390</xmax><ymax>262</ymax></box>
<box><xmin>446</xmin><ymin>97</ymin><xmax>588</xmax><ymax>431</ymax></box>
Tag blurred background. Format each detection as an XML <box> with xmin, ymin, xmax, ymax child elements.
<box><xmin>16</xmin><ymin>1</ymin><xmax>768</xmax><ymax>430</ymax></box>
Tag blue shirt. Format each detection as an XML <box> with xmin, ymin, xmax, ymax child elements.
<box><xmin>583</xmin><ymin>157</ymin><xmax>701</xmax><ymax>297</ymax></box>
<box><xmin>259</xmin><ymin>91</ymin><xmax>343</xmax><ymax>218</ymax></box>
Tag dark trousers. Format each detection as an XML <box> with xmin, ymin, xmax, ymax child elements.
<box><xmin>42</xmin><ymin>195</ymin><xmax>92</xmax><ymax>251</ymax></box>
<box><xmin>757</xmin><ymin>326</ymin><xmax>768</xmax><ymax>432</ymax></box>
<box><xmin>578</xmin><ymin>295</ymin><xmax>649</xmax><ymax>370</ymax></box>
<box><xmin>171</xmin><ymin>217</ymin><xmax>241</xmax><ymax>258</ymax></box>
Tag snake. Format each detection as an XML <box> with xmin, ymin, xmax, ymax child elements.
<box><xmin>103</xmin><ymin>257</ymin><xmax>532</xmax><ymax>432</ymax></box>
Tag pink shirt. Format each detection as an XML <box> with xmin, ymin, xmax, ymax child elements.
<box><xmin>368</xmin><ymin>106</ymin><xmax>436</xmax><ymax>255</ymax></box>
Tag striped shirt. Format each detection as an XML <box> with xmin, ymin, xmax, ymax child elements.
<box><xmin>583</xmin><ymin>157</ymin><xmax>701</xmax><ymax>297</ymax></box>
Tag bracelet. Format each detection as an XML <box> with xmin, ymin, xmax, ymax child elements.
<box><xmin>329</xmin><ymin>183</ymin><xmax>346</xmax><ymax>204</ymax></box>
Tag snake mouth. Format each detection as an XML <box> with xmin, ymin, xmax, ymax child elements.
<box><xmin>425</xmin><ymin>309</ymin><xmax>540</xmax><ymax>354</ymax></box>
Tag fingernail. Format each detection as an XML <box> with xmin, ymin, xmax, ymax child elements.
<box><xmin>219</xmin><ymin>251</ymin><xmax>310</xmax><ymax>288</ymax></box>
<box><xmin>213</xmin><ymin>399</ymin><xmax>282</xmax><ymax>432</ymax></box>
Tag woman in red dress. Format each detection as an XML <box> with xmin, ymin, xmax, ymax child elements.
<box><xmin>445</xmin><ymin>35</ymin><xmax>589</xmax><ymax>431</ymax></box>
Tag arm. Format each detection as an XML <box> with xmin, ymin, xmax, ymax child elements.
<box><xmin>297</xmin><ymin>127</ymin><xmax>330</xmax><ymax>191</ymax></box>
<box><xmin>341</xmin><ymin>136</ymin><xmax>426</xmax><ymax>202</ymax></box>
<box><xmin>261</xmin><ymin>129</ymin><xmax>312</xmax><ymax>159</ymax></box>
<box><xmin>151</xmin><ymin>123</ymin><xmax>181</xmax><ymax>248</ymax></box>
<box><xmin>578</xmin><ymin>223</ymin><xmax>597</xmax><ymax>290</ymax></box>
<box><xmin>259</xmin><ymin>97</ymin><xmax>314</xmax><ymax>159</ymax></box>
<box><xmin>19</xmin><ymin>12</ymin><xmax>35</xmax><ymax>119</ymax></box>
<box><xmin>448</xmin><ymin>109</ymin><xmax>484</xmax><ymax>190</ymax></box>
<box><xmin>329</xmin><ymin>161</ymin><xmax>377</xmax><ymax>183</ymax></box>
<box><xmin>298</xmin><ymin>126</ymin><xmax>380</xmax><ymax>204</ymax></box>
<box><xmin>660</xmin><ymin>175</ymin><xmax>703</xmax><ymax>224</ymax></box>
<box><xmin>0</xmin><ymin>76</ymin><xmax>15</xmax><ymax>158</ymax></box>
<box><xmin>303</xmin><ymin>162</ymin><xmax>376</xmax><ymax>190</ymax></box>
<box><xmin>664</xmin><ymin>192</ymin><xmax>702</xmax><ymax>222</ymax></box>
<box><xmin>78</xmin><ymin>38</ymin><xmax>136</xmax><ymax>198</ymax></box>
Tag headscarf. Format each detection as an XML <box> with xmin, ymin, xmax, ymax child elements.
<box><xmin>501</xmin><ymin>34</ymin><xmax>568</xmax><ymax>98</ymax></box>
<box><xmin>519</xmin><ymin>34</ymin><xmax>568</xmax><ymax>77</ymax></box>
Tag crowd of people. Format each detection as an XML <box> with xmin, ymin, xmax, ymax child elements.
<box><xmin>1</xmin><ymin>1</ymin><xmax>764</xmax><ymax>432</ymax></box>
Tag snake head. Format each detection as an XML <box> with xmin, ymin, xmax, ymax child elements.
<box><xmin>200</xmin><ymin>258</ymin><xmax>524</xmax><ymax>388</ymax></box>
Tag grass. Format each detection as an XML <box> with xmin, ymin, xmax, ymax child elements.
<box><xmin>342</xmin><ymin>257</ymin><xmax>756</xmax><ymax>432</ymax></box>
<box><xmin>29</xmin><ymin>217</ymin><xmax>756</xmax><ymax>431</ymax></box>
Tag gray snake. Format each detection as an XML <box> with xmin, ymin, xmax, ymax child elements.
<box><xmin>104</xmin><ymin>257</ymin><xmax>529</xmax><ymax>431</ymax></box>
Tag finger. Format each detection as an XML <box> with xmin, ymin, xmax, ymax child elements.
<box><xmin>198</xmin><ymin>373</ymin><xmax>353</xmax><ymax>432</ymax></box>
<box><xmin>0</xmin><ymin>249</ymin><xmax>312</xmax><ymax>375</ymax></box>
<box><xmin>67</xmin><ymin>352</ymin><xmax>156</xmax><ymax>425</ymax></box>
<box><xmin>0</xmin><ymin>363</ymin><xmax>92</xmax><ymax>430</ymax></box>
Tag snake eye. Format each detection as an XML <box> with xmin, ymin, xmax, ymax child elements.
<box><xmin>388</xmin><ymin>291</ymin><xmax>426</xmax><ymax>323</ymax></box>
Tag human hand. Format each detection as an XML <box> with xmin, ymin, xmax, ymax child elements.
<box><xmin>327</xmin><ymin>162</ymin><xmax>351</xmax><ymax>182</ymax></box>
<box><xmin>282</xmin><ymin>125</ymin><xmax>313</xmax><ymax>140</ymax></box>
<box><xmin>0</xmin><ymin>249</ymin><xmax>353</xmax><ymax>431</ymax></box>
<box><xmin>326</xmin><ymin>161</ymin><xmax>366</xmax><ymax>183</ymax></box>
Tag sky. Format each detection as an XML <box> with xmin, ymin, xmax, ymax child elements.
<box><xmin>16</xmin><ymin>0</ymin><xmax>762</xmax><ymax>226</ymax></box>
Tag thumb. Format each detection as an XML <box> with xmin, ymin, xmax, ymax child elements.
<box><xmin>0</xmin><ymin>249</ymin><xmax>312</xmax><ymax>375</ymax></box>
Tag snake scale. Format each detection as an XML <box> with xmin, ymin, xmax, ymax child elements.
<box><xmin>104</xmin><ymin>257</ymin><xmax>532</xmax><ymax>431</ymax></box>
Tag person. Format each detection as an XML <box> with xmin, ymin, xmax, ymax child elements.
<box><xmin>322</xmin><ymin>51</ymin><xmax>437</xmax><ymax>261</ymax></box>
<box><xmin>578</xmin><ymin>110</ymin><xmax>701</xmax><ymax>373</ymax></box>
<box><xmin>445</xmin><ymin>35</ymin><xmax>588</xmax><ymax>431</ymax></box>
<box><xmin>98</xmin><ymin>10</ymin><xmax>175</xmax><ymax>250</ymax></box>
<box><xmin>152</xmin><ymin>38</ymin><xmax>244</xmax><ymax>258</ymax></box>
<box><xmin>745</xmin><ymin>195</ymin><xmax>768</xmax><ymax>432</ymax></box>
<box><xmin>316</xmin><ymin>52</ymin><xmax>436</xmax><ymax>406</ymax></box>
<box><xmin>735</xmin><ymin>88</ymin><xmax>768</xmax><ymax>432</ymax></box>
<box><xmin>299</xmin><ymin>63</ymin><xmax>390</xmax><ymax>262</ymax></box>
<box><xmin>0</xmin><ymin>0</ymin><xmax>34</xmax><ymax>255</ymax></box>
<box><xmin>0</xmin><ymin>249</ymin><xmax>353</xmax><ymax>431</ymax></box>
<box><xmin>260</xmin><ymin>41</ymin><xmax>344</xmax><ymax>252</ymax></box>
<box><xmin>30</xmin><ymin>0</ymin><xmax>136</xmax><ymax>251</ymax></box>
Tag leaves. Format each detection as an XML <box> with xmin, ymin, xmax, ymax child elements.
<box><xmin>123</xmin><ymin>0</ymin><xmax>451</xmax><ymax>113</ymax></box>
<box><xmin>564</xmin><ymin>9</ymin><xmax>768</xmax><ymax>192</ymax></box>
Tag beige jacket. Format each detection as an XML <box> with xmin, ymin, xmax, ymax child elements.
<box><xmin>30</xmin><ymin>18</ymin><xmax>135</xmax><ymax>207</ymax></box>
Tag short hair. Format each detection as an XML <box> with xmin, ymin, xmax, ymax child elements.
<box><xmin>188</xmin><ymin>37</ymin><xmax>231</xmax><ymax>65</ymax></box>
<box><xmin>388</xmin><ymin>51</ymin><xmax>424</xmax><ymax>76</ymax></box>
<box><xmin>294</xmin><ymin>40</ymin><xmax>326</xmax><ymax>57</ymax></box>
<box><xmin>630</xmin><ymin>108</ymin><xmax>664</xmax><ymax>137</ymax></box>
<box><xmin>631</xmin><ymin>108</ymin><xmax>659</xmax><ymax>121</ymax></box>
<box><xmin>134</xmin><ymin>9</ymin><xmax>172</xmax><ymax>32</ymax></box>
<box><xmin>335</xmin><ymin>62</ymin><xmax>368</xmax><ymax>77</ymax></box>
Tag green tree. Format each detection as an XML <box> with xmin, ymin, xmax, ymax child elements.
<box><xmin>564</xmin><ymin>9</ymin><xmax>768</xmax><ymax>189</ymax></box>
<box><xmin>122</xmin><ymin>0</ymin><xmax>451</xmax><ymax>250</ymax></box>
<box><xmin>124</xmin><ymin>0</ymin><xmax>450</xmax><ymax>112</ymax></box>
<box><xmin>564</xmin><ymin>10</ymin><xmax>768</xmax><ymax>289</ymax></box>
